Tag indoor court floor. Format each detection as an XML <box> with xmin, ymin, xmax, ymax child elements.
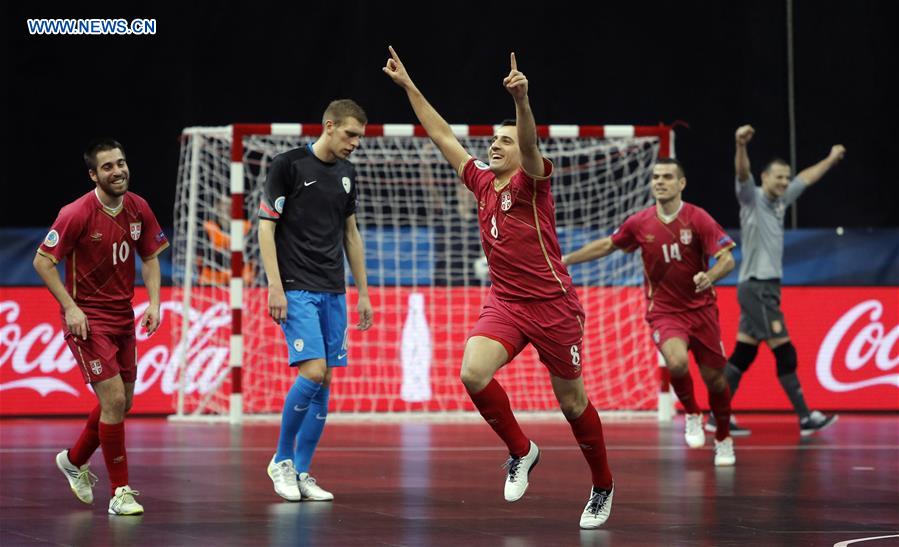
<box><xmin>1</xmin><ymin>414</ymin><xmax>897</xmax><ymax>546</ymax></box>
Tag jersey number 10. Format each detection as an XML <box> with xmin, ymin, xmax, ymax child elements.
<box><xmin>661</xmin><ymin>243</ymin><xmax>682</xmax><ymax>263</ymax></box>
<box><xmin>112</xmin><ymin>241</ymin><xmax>130</xmax><ymax>265</ymax></box>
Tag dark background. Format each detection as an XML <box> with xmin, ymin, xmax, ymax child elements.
<box><xmin>5</xmin><ymin>1</ymin><xmax>897</xmax><ymax>229</ymax></box>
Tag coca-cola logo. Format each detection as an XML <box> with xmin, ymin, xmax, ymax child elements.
<box><xmin>816</xmin><ymin>299</ymin><xmax>899</xmax><ymax>392</ymax></box>
<box><xmin>0</xmin><ymin>298</ymin><xmax>231</xmax><ymax>399</ymax></box>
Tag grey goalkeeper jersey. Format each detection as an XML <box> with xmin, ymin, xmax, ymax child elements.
<box><xmin>736</xmin><ymin>173</ymin><xmax>806</xmax><ymax>283</ymax></box>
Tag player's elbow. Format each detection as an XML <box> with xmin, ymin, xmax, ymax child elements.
<box><xmin>33</xmin><ymin>253</ymin><xmax>50</xmax><ymax>273</ymax></box>
<box><xmin>719</xmin><ymin>252</ymin><xmax>736</xmax><ymax>275</ymax></box>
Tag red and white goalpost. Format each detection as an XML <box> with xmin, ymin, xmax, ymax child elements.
<box><xmin>170</xmin><ymin>123</ymin><xmax>676</xmax><ymax>423</ymax></box>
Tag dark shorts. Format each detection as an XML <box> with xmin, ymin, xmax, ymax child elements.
<box><xmin>647</xmin><ymin>305</ymin><xmax>728</xmax><ymax>369</ymax></box>
<box><xmin>737</xmin><ymin>279</ymin><xmax>788</xmax><ymax>340</ymax></box>
<box><xmin>66</xmin><ymin>332</ymin><xmax>137</xmax><ymax>384</ymax></box>
<box><xmin>468</xmin><ymin>289</ymin><xmax>586</xmax><ymax>380</ymax></box>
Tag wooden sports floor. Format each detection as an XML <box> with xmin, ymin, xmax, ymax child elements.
<box><xmin>1</xmin><ymin>414</ymin><xmax>896</xmax><ymax>546</ymax></box>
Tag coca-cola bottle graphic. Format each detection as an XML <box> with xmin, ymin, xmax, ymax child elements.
<box><xmin>400</xmin><ymin>292</ymin><xmax>432</xmax><ymax>402</ymax></box>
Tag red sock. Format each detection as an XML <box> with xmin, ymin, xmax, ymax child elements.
<box><xmin>708</xmin><ymin>385</ymin><xmax>733</xmax><ymax>441</ymax></box>
<box><xmin>568</xmin><ymin>401</ymin><xmax>613</xmax><ymax>490</ymax></box>
<box><xmin>467</xmin><ymin>379</ymin><xmax>530</xmax><ymax>457</ymax></box>
<box><xmin>670</xmin><ymin>371</ymin><xmax>702</xmax><ymax>414</ymax></box>
<box><xmin>69</xmin><ymin>404</ymin><xmax>101</xmax><ymax>467</ymax></box>
<box><xmin>99</xmin><ymin>421</ymin><xmax>128</xmax><ymax>494</ymax></box>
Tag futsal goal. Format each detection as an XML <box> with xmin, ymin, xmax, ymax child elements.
<box><xmin>170</xmin><ymin>123</ymin><xmax>676</xmax><ymax>423</ymax></box>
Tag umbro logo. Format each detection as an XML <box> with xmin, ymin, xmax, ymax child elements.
<box><xmin>303</xmin><ymin>180</ymin><xmax>317</xmax><ymax>187</ymax></box>
<box><xmin>90</xmin><ymin>231</ymin><xmax>103</xmax><ymax>241</ymax></box>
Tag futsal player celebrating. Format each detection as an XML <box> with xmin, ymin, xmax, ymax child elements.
<box><xmin>564</xmin><ymin>159</ymin><xmax>738</xmax><ymax>467</ymax></box>
<box><xmin>384</xmin><ymin>46</ymin><xmax>614</xmax><ymax>528</ymax></box>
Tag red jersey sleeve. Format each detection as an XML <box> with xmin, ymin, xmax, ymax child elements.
<box><xmin>694</xmin><ymin>207</ymin><xmax>735</xmax><ymax>259</ymax></box>
<box><xmin>37</xmin><ymin>205</ymin><xmax>85</xmax><ymax>264</ymax></box>
<box><xmin>136</xmin><ymin>198</ymin><xmax>169</xmax><ymax>259</ymax></box>
<box><xmin>458</xmin><ymin>156</ymin><xmax>493</xmax><ymax>193</ymax></box>
<box><xmin>520</xmin><ymin>157</ymin><xmax>554</xmax><ymax>183</ymax></box>
<box><xmin>610</xmin><ymin>214</ymin><xmax>639</xmax><ymax>252</ymax></box>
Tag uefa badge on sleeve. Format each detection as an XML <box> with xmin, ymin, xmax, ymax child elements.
<box><xmin>679</xmin><ymin>229</ymin><xmax>692</xmax><ymax>245</ymax></box>
<box><xmin>342</xmin><ymin>177</ymin><xmax>351</xmax><ymax>194</ymax></box>
<box><xmin>130</xmin><ymin>222</ymin><xmax>142</xmax><ymax>241</ymax></box>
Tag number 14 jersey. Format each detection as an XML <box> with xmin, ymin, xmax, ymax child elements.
<box><xmin>610</xmin><ymin>202</ymin><xmax>735</xmax><ymax>314</ymax></box>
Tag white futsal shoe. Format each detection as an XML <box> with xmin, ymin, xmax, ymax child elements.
<box><xmin>56</xmin><ymin>449</ymin><xmax>98</xmax><ymax>504</ymax></box>
<box><xmin>108</xmin><ymin>485</ymin><xmax>144</xmax><ymax>515</ymax></box>
<box><xmin>684</xmin><ymin>414</ymin><xmax>706</xmax><ymax>448</ymax></box>
<box><xmin>267</xmin><ymin>456</ymin><xmax>301</xmax><ymax>501</ymax></box>
<box><xmin>503</xmin><ymin>440</ymin><xmax>540</xmax><ymax>502</ymax></box>
<box><xmin>714</xmin><ymin>436</ymin><xmax>736</xmax><ymax>467</ymax></box>
<box><xmin>297</xmin><ymin>472</ymin><xmax>334</xmax><ymax>501</ymax></box>
<box><xmin>580</xmin><ymin>484</ymin><xmax>614</xmax><ymax>529</ymax></box>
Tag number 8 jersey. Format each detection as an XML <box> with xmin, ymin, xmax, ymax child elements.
<box><xmin>610</xmin><ymin>203</ymin><xmax>735</xmax><ymax>314</ymax></box>
<box><xmin>37</xmin><ymin>189</ymin><xmax>169</xmax><ymax>334</ymax></box>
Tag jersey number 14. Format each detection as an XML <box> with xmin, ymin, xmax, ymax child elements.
<box><xmin>661</xmin><ymin>243</ymin><xmax>682</xmax><ymax>263</ymax></box>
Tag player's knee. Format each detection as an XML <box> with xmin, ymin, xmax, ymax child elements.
<box><xmin>700</xmin><ymin>368</ymin><xmax>728</xmax><ymax>392</ymax></box>
<box><xmin>666</xmin><ymin>357</ymin><xmax>690</xmax><ymax>378</ymax></box>
<box><xmin>773</xmin><ymin>342</ymin><xmax>798</xmax><ymax>377</ymax></box>
<box><xmin>101</xmin><ymin>394</ymin><xmax>127</xmax><ymax>419</ymax></box>
<box><xmin>297</xmin><ymin>360</ymin><xmax>327</xmax><ymax>384</ymax></box>
<box><xmin>727</xmin><ymin>341</ymin><xmax>758</xmax><ymax>373</ymax></box>
<box><xmin>558</xmin><ymin>392</ymin><xmax>588</xmax><ymax>420</ymax></box>
<box><xmin>460</xmin><ymin>365</ymin><xmax>490</xmax><ymax>393</ymax></box>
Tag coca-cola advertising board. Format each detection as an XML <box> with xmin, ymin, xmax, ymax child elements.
<box><xmin>0</xmin><ymin>286</ymin><xmax>896</xmax><ymax>415</ymax></box>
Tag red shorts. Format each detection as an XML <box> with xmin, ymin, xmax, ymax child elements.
<box><xmin>65</xmin><ymin>332</ymin><xmax>137</xmax><ymax>384</ymax></box>
<box><xmin>469</xmin><ymin>289</ymin><xmax>586</xmax><ymax>380</ymax></box>
<box><xmin>647</xmin><ymin>305</ymin><xmax>727</xmax><ymax>369</ymax></box>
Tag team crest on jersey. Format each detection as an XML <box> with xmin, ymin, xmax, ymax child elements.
<box><xmin>474</xmin><ymin>160</ymin><xmax>490</xmax><ymax>170</ymax></box>
<box><xmin>342</xmin><ymin>176</ymin><xmax>351</xmax><ymax>194</ymax></box>
<box><xmin>43</xmin><ymin>230</ymin><xmax>59</xmax><ymax>248</ymax></box>
<box><xmin>130</xmin><ymin>222</ymin><xmax>142</xmax><ymax>241</ymax></box>
<box><xmin>89</xmin><ymin>359</ymin><xmax>103</xmax><ymax>375</ymax></box>
<box><xmin>500</xmin><ymin>190</ymin><xmax>512</xmax><ymax>212</ymax></box>
<box><xmin>679</xmin><ymin>228</ymin><xmax>692</xmax><ymax>245</ymax></box>
<box><xmin>774</xmin><ymin>202</ymin><xmax>785</xmax><ymax>218</ymax></box>
<box><xmin>293</xmin><ymin>339</ymin><xmax>304</xmax><ymax>352</ymax></box>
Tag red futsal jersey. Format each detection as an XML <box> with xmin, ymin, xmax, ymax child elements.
<box><xmin>610</xmin><ymin>202</ymin><xmax>735</xmax><ymax>314</ymax></box>
<box><xmin>37</xmin><ymin>189</ymin><xmax>169</xmax><ymax>334</ymax></box>
<box><xmin>459</xmin><ymin>156</ymin><xmax>573</xmax><ymax>301</ymax></box>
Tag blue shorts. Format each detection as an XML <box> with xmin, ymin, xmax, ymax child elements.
<box><xmin>281</xmin><ymin>290</ymin><xmax>348</xmax><ymax>367</ymax></box>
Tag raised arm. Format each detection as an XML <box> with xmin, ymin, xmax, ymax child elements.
<box><xmin>796</xmin><ymin>145</ymin><xmax>846</xmax><ymax>186</ymax></box>
<box><xmin>734</xmin><ymin>125</ymin><xmax>754</xmax><ymax>182</ymax></box>
<box><xmin>382</xmin><ymin>46</ymin><xmax>469</xmax><ymax>171</ymax></box>
<box><xmin>562</xmin><ymin>237</ymin><xmax>618</xmax><ymax>266</ymax></box>
<box><xmin>504</xmin><ymin>52</ymin><xmax>543</xmax><ymax>177</ymax></box>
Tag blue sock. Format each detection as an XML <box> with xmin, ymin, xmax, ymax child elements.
<box><xmin>294</xmin><ymin>386</ymin><xmax>329</xmax><ymax>473</ymax></box>
<box><xmin>275</xmin><ymin>376</ymin><xmax>321</xmax><ymax>463</ymax></box>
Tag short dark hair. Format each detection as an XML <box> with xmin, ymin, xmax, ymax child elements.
<box><xmin>84</xmin><ymin>138</ymin><xmax>125</xmax><ymax>170</ymax></box>
<box><xmin>655</xmin><ymin>157</ymin><xmax>685</xmax><ymax>178</ymax></box>
<box><xmin>322</xmin><ymin>99</ymin><xmax>368</xmax><ymax>126</ymax></box>
<box><xmin>762</xmin><ymin>158</ymin><xmax>791</xmax><ymax>174</ymax></box>
<box><xmin>499</xmin><ymin>119</ymin><xmax>516</xmax><ymax>127</ymax></box>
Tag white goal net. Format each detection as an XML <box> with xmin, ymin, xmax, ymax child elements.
<box><xmin>171</xmin><ymin>124</ymin><xmax>672</xmax><ymax>421</ymax></box>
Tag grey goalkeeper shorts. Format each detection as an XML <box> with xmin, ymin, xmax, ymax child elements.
<box><xmin>737</xmin><ymin>278</ymin><xmax>788</xmax><ymax>340</ymax></box>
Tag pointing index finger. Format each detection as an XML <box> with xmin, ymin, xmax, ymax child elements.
<box><xmin>389</xmin><ymin>45</ymin><xmax>400</xmax><ymax>62</ymax></box>
<box><xmin>510</xmin><ymin>52</ymin><xmax>517</xmax><ymax>71</ymax></box>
